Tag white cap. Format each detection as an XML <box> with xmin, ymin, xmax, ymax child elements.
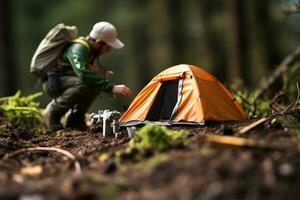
<box><xmin>89</xmin><ymin>21</ymin><xmax>124</xmax><ymax>49</ymax></box>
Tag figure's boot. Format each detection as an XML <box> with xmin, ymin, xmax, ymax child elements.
<box><xmin>42</xmin><ymin>105</ymin><xmax>64</xmax><ymax>131</ymax></box>
<box><xmin>64</xmin><ymin>110</ymin><xmax>87</xmax><ymax>131</ymax></box>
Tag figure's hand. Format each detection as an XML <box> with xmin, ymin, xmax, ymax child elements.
<box><xmin>112</xmin><ymin>85</ymin><xmax>132</xmax><ymax>97</ymax></box>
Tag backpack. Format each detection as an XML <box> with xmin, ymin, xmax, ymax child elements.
<box><xmin>30</xmin><ymin>23</ymin><xmax>78</xmax><ymax>79</ymax></box>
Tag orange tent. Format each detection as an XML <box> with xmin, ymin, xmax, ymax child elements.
<box><xmin>120</xmin><ymin>64</ymin><xmax>247</xmax><ymax>125</ymax></box>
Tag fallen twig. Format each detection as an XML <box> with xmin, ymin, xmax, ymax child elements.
<box><xmin>206</xmin><ymin>134</ymin><xmax>261</xmax><ymax>148</ymax></box>
<box><xmin>1</xmin><ymin>147</ymin><xmax>82</xmax><ymax>175</ymax></box>
<box><xmin>269</xmin><ymin>90</ymin><xmax>286</xmax><ymax>113</ymax></box>
<box><xmin>206</xmin><ymin>134</ymin><xmax>299</xmax><ymax>152</ymax></box>
<box><xmin>238</xmin><ymin>85</ymin><xmax>299</xmax><ymax>136</ymax></box>
<box><xmin>237</xmin><ymin>117</ymin><xmax>268</xmax><ymax>136</ymax></box>
<box><xmin>280</xmin><ymin>82</ymin><xmax>300</xmax><ymax>115</ymax></box>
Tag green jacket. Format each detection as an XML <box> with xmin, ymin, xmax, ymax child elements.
<box><xmin>59</xmin><ymin>38</ymin><xmax>114</xmax><ymax>92</ymax></box>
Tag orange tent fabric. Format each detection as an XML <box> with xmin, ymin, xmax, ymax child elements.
<box><xmin>120</xmin><ymin>64</ymin><xmax>247</xmax><ymax>124</ymax></box>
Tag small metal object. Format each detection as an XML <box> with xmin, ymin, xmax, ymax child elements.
<box><xmin>114</xmin><ymin>132</ymin><xmax>121</xmax><ymax>138</ymax></box>
<box><xmin>102</xmin><ymin>110</ymin><xmax>111</xmax><ymax>137</ymax></box>
<box><xmin>126</xmin><ymin>126</ymin><xmax>136</xmax><ymax>138</ymax></box>
<box><xmin>90</xmin><ymin>110</ymin><xmax>121</xmax><ymax>137</ymax></box>
<box><xmin>112</xmin><ymin>119</ymin><xmax>119</xmax><ymax>134</ymax></box>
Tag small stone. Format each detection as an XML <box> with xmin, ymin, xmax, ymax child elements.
<box><xmin>103</xmin><ymin>160</ymin><xmax>117</xmax><ymax>174</ymax></box>
<box><xmin>202</xmin><ymin>182</ymin><xmax>223</xmax><ymax>199</ymax></box>
<box><xmin>220</xmin><ymin>124</ymin><xmax>233</xmax><ymax>135</ymax></box>
<box><xmin>187</xmin><ymin>133</ymin><xmax>194</xmax><ymax>138</ymax></box>
<box><xmin>278</xmin><ymin>163</ymin><xmax>295</xmax><ymax>177</ymax></box>
<box><xmin>271</xmin><ymin>118</ymin><xmax>277</xmax><ymax>125</ymax></box>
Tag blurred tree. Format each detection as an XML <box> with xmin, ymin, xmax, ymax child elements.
<box><xmin>198</xmin><ymin>0</ymin><xmax>226</xmax><ymax>79</ymax></box>
<box><xmin>147</xmin><ymin>0</ymin><xmax>173</xmax><ymax>70</ymax></box>
<box><xmin>130</xmin><ymin>0</ymin><xmax>152</xmax><ymax>87</ymax></box>
<box><xmin>0</xmin><ymin>0</ymin><xmax>18</xmax><ymax>95</ymax></box>
<box><xmin>225</xmin><ymin>0</ymin><xmax>246</xmax><ymax>83</ymax></box>
<box><xmin>255</xmin><ymin>0</ymin><xmax>280</xmax><ymax>68</ymax></box>
<box><xmin>166</xmin><ymin>0</ymin><xmax>187</xmax><ymax>64</ymax></box>
<box><xmin>246</xmin><ymin>0</ymin><xmax>282</xmax><ymax>86</ymax></box>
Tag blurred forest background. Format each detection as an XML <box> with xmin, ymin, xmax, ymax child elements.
<box><xmin>0</xmin><ymin>0</ymin><xmax>299</xmax><ymax>112</ymax></box>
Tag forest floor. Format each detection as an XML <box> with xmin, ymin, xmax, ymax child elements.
<box><xmin>0</xmin><ymin>109</ymin><xmax>299</xmax><ymax>200</ymax></box>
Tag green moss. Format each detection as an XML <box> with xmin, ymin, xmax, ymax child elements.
<box><xmin>115</xmin><ymin>124</ymin><xmax>188</xmax><ymax>164</ymax></box>
<box><xmin>295</xmin><ymin>129</ymin><xmax>300</xmax><ymax>139</ymax></box>
<box><xmin>277</xmin><ymin>115</ymin><xmax>300</xmax><ymax>139</ymax></box>
<box><xmin>127</xmin><ymin>124</ymin><xmax>188</xmax><ymax>154</ymax></box>
<box><xmin>98</xmin><ymin>184</ymin><xmax>120</xmax><ymax>198</ymax></box>
<box><xmin>200</xmin><ymin>147</ymin><xmax>215</xmax><ymax>158</ymax></box>
<box><xmin>0</xmin><ymin>91</ymin><xmax>46</xmax><ymax>133</ymax></box>
<box><xmin>277</xmin><ymin>115</ymin><xmax>299</xmax><ymax>128</ymax></box>
<box><xmin>97</xmin><ymin>180</ymin><xmax>130</xmax><ymax>198</ymax></box>
<box><xmin>130</xmin><ymin>154</ymin><xmax>170</xmax><ymax>171</ymax></box>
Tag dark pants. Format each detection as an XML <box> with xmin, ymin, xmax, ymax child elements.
<box><xmin>43</xmin><ymin>75</ymin><xmax>100</xmax><ymax>128</ymax></box>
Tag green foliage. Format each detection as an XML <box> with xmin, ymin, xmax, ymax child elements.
<box><xmin>233</xmin><ymin>89</ymin><xmax>270</xmax><ymax>118</ymax></box>
<box><xmin>277</xmin><ymin>115</ymin><xmax>299</xmax><ymax>129</ymax></box>
<box><xmin>127</xmin><ymin>124</ymin><xmax>188</xmax><ymax>154</ymax></box>
<box><xmin>277</xmin><ymin>115</ymin><xmax>300</xmax><ymax>139</ymax></box>
<box><xmin>0</xmin><ymin>91</ymin><xmax>46</xmax><ymax>132</ymax></box>
<box><xmin>233</xmin><ymin>82</ymin><xmax>300</xmax><ymax>118</ymax></box>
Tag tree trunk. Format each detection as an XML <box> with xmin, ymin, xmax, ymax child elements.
<box><xmin>0</xmin><ymin>0</ymin><xmax>18</xmax><ymax>96</ymax></box>
<box><xmin>166</xmin><ymin>0</ymin><xmax>187</xmax><ymax>64</ymax></box>
<box><xmin>255</xmin><ymin>0</ymin><xmax>282</xmax><ymax>69</ymax></box>
<box><xmin>131</xmin><ymin>0</ymin><xmax>152</xmax><ymax>87</ymax></box>
<box><xmin>226</xmin><ymin>0</ymin><xmax>245</xmax><ymax>83</ymax></box>
<box><xmin>198</xmin><ymin>0</ymin><xmax>226</xmax><ymax>80</ymax></box>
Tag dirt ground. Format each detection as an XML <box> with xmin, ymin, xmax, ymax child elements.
<box><xmin>0</xmin><ymin>109</ymin><xmax>299</xmax><ymax>200</ymax></box>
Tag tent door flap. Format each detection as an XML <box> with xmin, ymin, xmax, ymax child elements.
<box><xmin>145</xmin><ymin>79</ymin><xmax>183</xmax><ymax>121</ymax></box>
<box><xmin>169</xmin><ymin>79</ymin><xmax>184</xmax><ymax>121</ymax></box>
